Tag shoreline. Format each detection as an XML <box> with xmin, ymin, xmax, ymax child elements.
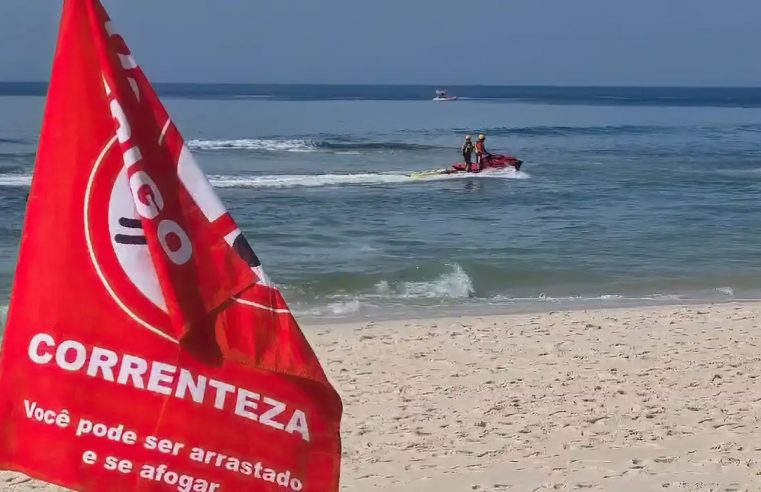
<box><xmin>2</xmin><ymin>300</ymin><xmax>761</xmax><ymax>490</ymax></box>
<box><xmin>297</xmin><ymin>295</ymin><xmax>761</xmax><ymax>326</ymax></box>
<box><xmin>2</xmin><ymin>295</ymin><xmax>761</xmax><ymax>331</ymax></box>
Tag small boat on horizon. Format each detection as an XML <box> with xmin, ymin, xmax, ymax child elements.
<box><xmin>433</xmin><ymin>89</ymin><xmax>457</xmax><ymax>102</ymax></box>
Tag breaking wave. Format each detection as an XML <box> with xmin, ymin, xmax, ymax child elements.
<box><xmin>397</xmin><ymin>264</ymin><xmax>475</xmax><ymax>299</ymax></box>
<box><xmin>188</xmin><ymin>138</ymin><xmax>318</xmax><ymax>152</ymax></box>
<box><xmin>0</xmin><ymin>174</ymin><xmax>31</xmax><ymax>187</ymax></box>
<box><xmin>373</xmin><ymin>264</ymin><xmax>475</xmax><ymax>299</ymax></box>
<box><xmin>304</xmin><ymin>299</ymin><xmax>363</xmax><ymax>317</ymax></box>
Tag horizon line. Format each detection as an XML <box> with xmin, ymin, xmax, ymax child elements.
<box><xmin>2</xmin><ymin>81</ymin><xmax>761</xmax><ymax>90</ymax></box>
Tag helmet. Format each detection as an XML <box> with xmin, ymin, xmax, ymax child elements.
<box><xmin>465</xmin><ymin>135</ymin><xmax>471</xmax><ymax>140</ymax></box>
<box><xmin>478</xmin><ymin>134</ymin><xmax>485</xmax><ymax>140</ymax></box>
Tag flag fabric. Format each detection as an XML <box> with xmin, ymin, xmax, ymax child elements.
<box><xmin>0</xmin><ymin>1</ymin><xmax>342</xmax><ymax>490</ymax></box>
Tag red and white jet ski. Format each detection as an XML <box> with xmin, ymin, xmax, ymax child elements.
<box><xmin>410</xmin><ymin>154</ymin><xmax>523</xmax><ymax>178</ymax></box>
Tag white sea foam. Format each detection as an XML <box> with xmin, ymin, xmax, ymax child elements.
<box><xmin>0</xmin><ymin>170</ymin><xmax>523</xmax><ymax>190</ymax></box>
<box><xmin>374</xmin><ymin>280</ymin><xmax>392</xmax><ymax>295</ymax></box>
<box><xmin>304</xmin><ymin>299</ymin><xmax>362</xmax><ymax>317</ymax></box>
<box><xmin>210</xmin><ymin>168</ymin><xmax>526</xmax><ymax>189</ymax></box>
<box><xmin>0</xmin><ymin>167</ymin><xmax>527</xmax><ymax>190</ymax></box>
<box><xmin>368</xmin><ymin>265</ymin><xmax>475</xmax><ymax>300</ymax></box>
<box><xmin>488</xmin><ymin>293</ymin><xmax>674</xmax><ymax>304</ymax></box>
<box><xmin>0</xmin><ymin>174</ymin><xmax>32</xmax><ymax>187</ymax></box>
<box><xmin>209</xmin><ymin>173</ymin><xmax>413</xmax><ymax>189</ymax></box>
<box><xmin>325</xmin><ymin>299</ymin><xmax>362</xmax><ymax>315</ymax></box>
<box><xmin>716</xmin><ymin>286</ymin><xmax>735</xmax><ymax>296</ymax></box>
<box><xmin>187</xmin><ymin>138</ymin><xmax>318</xmax><ymax>152</ymax></box>
<box><xmin>598</xmin><ymin>294</ymin><xmax>624</xmax><ymax>300</ymax></box>
<box><xmin>398</xmin><ymin>264</ymin><xmax>475</xmax><ymax>299</ymax></box>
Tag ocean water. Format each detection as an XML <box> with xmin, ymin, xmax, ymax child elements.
<box><xmin>1</xmin><ymin>84</ymin><xmax>761</xmax><ymax>321</ymax></box>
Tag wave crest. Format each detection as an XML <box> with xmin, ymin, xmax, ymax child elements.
<box><xmin>0</xmin><ymin>174</ymin><xmax>31</xmax><ymax>187</ymax></box>
<box><xmin>375</xmin><ymin>264</ymin><xmax>475</xmax><ymax>299</ymax></box>
<box><xmin>188</xmin><ymin>138</ymin><xmax>317</xmax><ymax>152</ymax></box>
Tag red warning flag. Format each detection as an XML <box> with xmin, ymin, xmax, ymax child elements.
<box><xmin>0</xmin><ymin>1</ymin><xmax>342</xmax><ymax>490</ymax></box>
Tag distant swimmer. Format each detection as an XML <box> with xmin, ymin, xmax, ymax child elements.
<box><xmin>461</xmin><ymin>135</ymin><xmax>475</xmax><ymax>172</ymax></box>
<box><xmin>475</xmin><ymin>134</ymin><xmax>492</xmax><ymax>170</ymax></box>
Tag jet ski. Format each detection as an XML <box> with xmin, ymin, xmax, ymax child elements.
<box><xmin>411</xmin><ymin>154</ymin><xmax>523</xmax><ymax>178</ymax></box>
<box><xmin>451</xmin><ymin>154</ymin><xmax>522</xmax><ymax>172</ymax></box>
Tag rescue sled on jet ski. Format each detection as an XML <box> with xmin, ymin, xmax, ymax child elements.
<box><xmin>411</xmin><ymin>154</ymin><xmax>523</xmax><ymax>178</ymax></box>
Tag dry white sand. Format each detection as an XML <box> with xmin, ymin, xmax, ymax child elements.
<box><xmin>3</xmin><ymin>302</ymin><xmax>761</xmax><ymax>491</ymax></box>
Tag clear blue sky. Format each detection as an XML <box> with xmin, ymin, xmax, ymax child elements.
<box><xmin>1</xmin><ymin>0</ymin><xmax>759</xmax><ymax>86</ymax></box>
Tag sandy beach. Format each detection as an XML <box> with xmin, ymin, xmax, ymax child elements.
<box><xmin>3</xmin><ymin>301</ymin><xmax>761</xmax><ymax>491</ymax></box>
<box><xmin>3</xmin><ymin>0</ymin><xmax>760</xmax><ymax>489</ymax></box>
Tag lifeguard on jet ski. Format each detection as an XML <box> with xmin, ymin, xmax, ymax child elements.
<box><xmin>454</xmin><ymin>133</ymin><xmax>522</xmax><ymax>172</ymax></box>
<box><xmin>410</xmin><ymin>133</ymin><xmax>522</xmax><ymax>178</ymax></box>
